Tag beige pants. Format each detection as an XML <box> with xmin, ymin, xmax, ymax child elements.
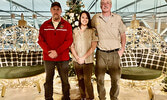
<box><xmin>95</xmin><ymin>50</ymin><xmax>121</xmax><ymax>100</ymax></box>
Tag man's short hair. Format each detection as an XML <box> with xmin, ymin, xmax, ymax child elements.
<box><xmin>51</xmin><ymin>2</ymin><xmax>61</xmax><ymax>9</ymax></box>
<box><xmin>100</xmin><ymin>0</ymin><xmax>112</xmax><ymax>4</ymax></box>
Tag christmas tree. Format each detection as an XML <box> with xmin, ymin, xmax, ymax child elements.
<box><xmin>64</xmin><ymin>0</ymin><xmax>85</xmax><ymax>29</ymax></box>
<box><xmin>64</xmin><ymin>0</ymin><xmax>85</xmax><ymax>76</ymax></box>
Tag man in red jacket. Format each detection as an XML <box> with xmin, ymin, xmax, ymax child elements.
<box><xmin>38</xmin><ymin>2</ymin><xmax>73</xmax><ymax>100</ymax></box>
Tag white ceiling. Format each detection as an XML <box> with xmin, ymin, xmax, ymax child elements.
<box><xmin>0</xmin><ymin>0</ymin><xmax>167</xmax><ymax>25</ymax></box>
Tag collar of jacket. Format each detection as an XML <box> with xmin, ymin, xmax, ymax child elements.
<box><xmin>48</xmin><ymin>17</ymin><xmax>65</xmax><ymax>27</ymax></box>
<box><xmin>98</xmin><ymin>12</ymin><xmax>115</xmax><ymax>19</ymax></box>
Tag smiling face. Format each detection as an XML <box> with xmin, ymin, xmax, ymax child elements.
<box><xmin>80</xmin><ymin>13</ymin><xmax>89</xmax><ymax>26</ymax></box>
<box><xmin>100</xmin><ymin>0</ymin><xmax>112</xmax><ymax>13</ymax></box>
<box><xmin>50</xmin><ymin>6</ymin><xmax>62</xmax><ymax>21</ymax></box>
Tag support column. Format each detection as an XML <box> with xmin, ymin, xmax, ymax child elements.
<box><xmin>157</xmin><ymin>18</ymin><xmax>161</xmax><ymax>34</ymax></box>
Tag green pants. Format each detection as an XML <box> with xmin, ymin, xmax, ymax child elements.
<box><xmin>73</xmin><ymin>62</ymin><xmax>94</xmax><ymax>99</ymax></box>
<box><xmin>95</xmin><ymin>50</ymin><xmax>121</xmax><ymax>100</ymax></box>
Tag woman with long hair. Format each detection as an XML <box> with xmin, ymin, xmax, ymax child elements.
<box><xmin>71</xmin><ymin>11</ymin><xmax>98</xmax><ymax>100</ymax></box>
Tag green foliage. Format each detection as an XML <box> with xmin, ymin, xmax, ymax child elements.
<box><xmin>64</xmin><ymin>0</ymin><xmax>84</xmax><ymax>29</ymax></box>
<box><xmin>66</xmin><ymin>0</ymin><xmax>84</xmax><ymax>13</ymax></box>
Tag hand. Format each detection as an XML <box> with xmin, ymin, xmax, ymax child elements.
<box><xmin>48</xmin><ymin>50</ymin><xmax>58</xmax><ymax>59</ymax></box>
<box><xmin>118</xmin><ymin>48</ymin><xmax>124</xmax><ymax>57</ymax></box>
<box><xmin>77</xmin><ymin>57</ymin><xmax>85</xmax><ymax>65</ymax></box>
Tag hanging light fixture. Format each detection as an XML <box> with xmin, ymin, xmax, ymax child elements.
<box><xmin>18</xmin><ymin>13</ymin><xmax>27</xmax><ymax>26</ymax></box>
<box><xmin>130</xmin><ymin>14</ymin><xmax>140</xmax><ymax>29</ymax></box>
<box><xmin>10</xmin><ymin>13</ymin><xmax>15</xmax><ymax>19</ymax></box>
<box><xmin>32</xmin><ymin>14</ymin><xmax>37</xmax><ymax>19</ymax></box>
<box><xmin>130</xmin><ymin>0</ymin><xmax>140</xmax><ymax>29</ymax></box>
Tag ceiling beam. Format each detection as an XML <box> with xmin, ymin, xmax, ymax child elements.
<box><xmin>87</xmin><ymin>0</ymin><xmax>95</xmax><ymax>11</ymax></box>
<box><xmin>122</xmin><ymin>4</ymin><xmax>167</xmax><ymax>17</ymax></box>
<box><xmin>119</xmin><ymin>13</ymin><xmax>167</xmax><ymax>19</ymax></box>
<box><xmin>0</xmin><ymin>9</ymin><xmax>10</xmax><ymax>13</ymax></box>
<box><xmin>87</xmin><ymin>0</ymin><xmax>99</xmax><ymax>11</ymax></box>
<box><xmin>113</xmin><ymin>0</ymin><xmax>143</xmax><ymax>13</ymax></box>
<box><xmin>0</xmin><ymin>15</ymin><xmax>51</xmax><ymax>18</ymax></box>
<box><xmin>6</xmin><ymin>0</ymin><xmax>48</xmax><ymax>19</ymax></box>
<box><xmin>87</xmin><ymin>0</ymin><xmax>144</xmax><ymax>12</ymax></box>
<box><xmin>90</xmin><ymin>11</ymin><xmax>167</xmax><ymax>15</ymax></box>
<box><xmin>0</xmin><ymin>10</ymin><xmax>51</xmax><ymax>13</ymax></box>
<box><xmin>0</xmin><ymin>9</ymin><xmax>21</xmax><ymax>17</ymax></box>
<box><xmin>139</xmin><ymin>15</ymin><xmax>167</xmax><ymax>19</ymax></box>
<box><xmin>138</xmin><ymin>4</ymin><xmax>167</xmax><ymax>13</ymax></box>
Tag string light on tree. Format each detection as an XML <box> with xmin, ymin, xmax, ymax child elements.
<box><xmin>64</xmin><ymin>0</ymin><xmax>85</xmax><ymax>29</ymax></box>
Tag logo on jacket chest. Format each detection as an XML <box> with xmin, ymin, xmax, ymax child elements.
<box><xmin>59</xmin><ymin>24</ymin><xmax>64</xmax><ymax>28</ymax></box>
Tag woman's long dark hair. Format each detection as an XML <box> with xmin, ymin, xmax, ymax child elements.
<box><xmin>78</xmin><ymin>11</ymin><xmax>92</xmax><ymax>29</ymax></box>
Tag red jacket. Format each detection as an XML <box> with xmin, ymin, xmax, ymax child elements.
<box><xmin>38</xmin><ymin>18</ymin><xmax>73</xmax><ymax>61</ymax></box>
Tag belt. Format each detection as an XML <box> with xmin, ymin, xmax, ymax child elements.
<box><xmin>97</xmin><ymin>47</ymin><xmax>119</xmax><ymax>53</ymax></box>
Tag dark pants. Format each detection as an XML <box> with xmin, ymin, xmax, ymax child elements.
<box><xmin>95</xmin><ymin>50</ymin><xmax>121</xmax><ymax>100</ymax></box>
<box><xmin>73</xmin><ymin>62</ymin><xmax>94</xmax><ymax>99</ymax></box>
<box><xmin>44</xmin><ymin>61</ymin><xmax>70</xmax><ymax>100</ymax></box>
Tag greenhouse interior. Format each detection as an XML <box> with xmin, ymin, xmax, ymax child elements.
<box><xmin>0</xmin><ymin>0</ymin><xmax>167</xmax><ymax>100</ymax></box>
